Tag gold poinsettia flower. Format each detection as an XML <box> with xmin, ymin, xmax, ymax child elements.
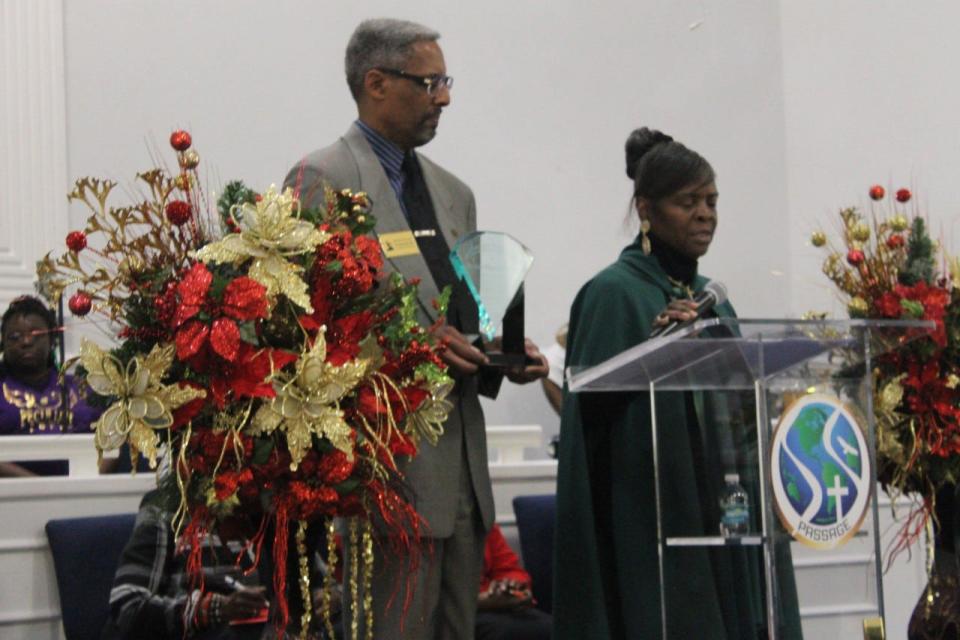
<box><xmin>875</xmin><ymin>375</ymin><xmax>907</xmax><ymax>470</ymax></box>
<box><xmin>81</xmin><ymin>339</ymin><xmax>206</xmax><ymax>466</ymax></box>
<box><xmin>405</xmin><ymin>379</ymin><xmax>453</xmax><ymax>447</ymax></box>
<box><xmin>194</xmin><ymin>185</ymin><xmax>328</xmax><ymax>312</ymax></box>
<box><xmin>877</xmin><ymin>374</ymin><xmax>905</xmax><ymax>415</ymax></box>
<box><xmin>251</xmin><ymin>327</ymin><xmax>368</xmax><ymax>469</ymax></box>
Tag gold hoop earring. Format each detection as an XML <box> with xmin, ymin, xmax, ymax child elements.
<box><xmin>640</xmin><ymin>218</ymin><xmax>652</xmax><ymax>256</ymax></box>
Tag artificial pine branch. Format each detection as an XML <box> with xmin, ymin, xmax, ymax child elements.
<box><xmin>899</xmin><ymin>217</ymin><xmax>935</xmax><ymax>286</ymax></box>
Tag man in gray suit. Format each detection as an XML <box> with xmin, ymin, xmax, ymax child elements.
<box><xmin>284</xmin><ymin>18</ymin><xmax>548</xmax><ymax>640</ymax></box>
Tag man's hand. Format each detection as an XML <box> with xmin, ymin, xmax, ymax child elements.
<box><xmin>477</xmin><ymin>579</ymin><xmax>534</xmax><ymax>611</ymax></box>
<box><xmin>433</xmin><ymin>323</ymin><xmax>488</xmax><ymax>375</ymax></box>
<box><xmin>312</xmin><ymin>585</ymin><xmax>343</xmax><ymax>618</ymax></box>
<box><xmin>504</xmin><ymin>339</ymin><xmax>549</xmax><ymax>384</ymax></box>
<box><xmin>220</xmin><ymin>586</ymin><xmax>269</xmax><ymax>622</ymax></box>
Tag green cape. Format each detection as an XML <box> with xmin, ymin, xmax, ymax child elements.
<box><xmin>553</xmin><ymin>238</ymin><xmax>802</xmax><ymax>639</ymax></box>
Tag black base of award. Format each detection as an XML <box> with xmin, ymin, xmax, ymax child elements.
<box><xmin>483</xmin><ymin>351</ymin><xmax>536</xmax><ymax>368</ymax></box>
<box><xmin>476</xmin><ymin>285</ymin><xmax>536</xmax><ymax>369</ymax></box>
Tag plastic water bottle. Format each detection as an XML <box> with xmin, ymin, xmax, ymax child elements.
<box><xmin>719</xmin><ymin>473</ymin><xmax>750</xmax><ymax>537</ymax></box>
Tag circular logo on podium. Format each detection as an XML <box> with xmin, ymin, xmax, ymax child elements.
<box><xmin>770</xmin><ymin>394</ymin><xmax>872</xmax><ymax>549</ymax></box>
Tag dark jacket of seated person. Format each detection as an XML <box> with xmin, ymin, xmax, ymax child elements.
<box><xmin>102</xmin><ymin>490</ymin><xmax>270</xmax><ymax>640</ymax></box>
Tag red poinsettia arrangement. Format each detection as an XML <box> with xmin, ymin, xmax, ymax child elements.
<box><xmin>813</xmin><ymin>185</ymin><xmax>960</xmax><ymax>547</ymax></box>
<box><xmin>37</xmin><ymin>131</ymin><xmax>452</xmax><ymax>637</ymax></box>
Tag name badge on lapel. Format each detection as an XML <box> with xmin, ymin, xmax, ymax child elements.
<box><xmin>379</xmin><ymin>230</ymin><xmax>420</xmax><ymax>258</ymax></box>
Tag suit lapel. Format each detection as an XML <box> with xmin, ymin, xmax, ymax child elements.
<box><xmin>342</xmin><ymin>125</ymin><xmax>441</xmax><ymax>322</ymax></box>
<box><xmin>420</xmin><ymin>158</ymin><xmax>465</xmax><ymax>253</ymax></box>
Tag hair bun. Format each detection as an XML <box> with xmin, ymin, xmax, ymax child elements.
<box><xmin>625</xmin><ymin>127</ymin><xmax>674</xmax><ymax>179</ymax></box>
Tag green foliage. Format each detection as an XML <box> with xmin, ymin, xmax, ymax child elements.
<box><xmin>251</xmin><ymin>436</ymin><xmax>275</xmax><ymax>465</ymax></box>
<box><xmin>377</xmin><ymin>273</ymin><xmax>422</xmax><ymax>349</ymax></box>
<box><xmin>298</xmin><ymin>189</ymin><xmax>377</xmax><ymax>235</ymax></box>
<box><xmin>899</xmin><ymin>217</ymin><xmax>935</xmax><ymax>286</ymax></box>
<box><xmin>415</xmin><ymin>362</ymin><xmax>449</xmax><ymax>386</ymax></box>
<box><xmin>433</xmin><ymin>285</ymin><xmax>452</xmax><ymax>318</ymax></box>
<box><xmin>900</xmin><ymin>299</ymin><xmax>925</xmax><ymax>318</ymax></box>
<box><xmin>216</xmin><ymin>180</ymin><xmax>257</xmax><ymax>232</ymax></box>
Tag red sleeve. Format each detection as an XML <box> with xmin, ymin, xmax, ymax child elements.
<box><xmin>479</xmin><ymin>524</ymin><xmax>531</xmax><ymax>593</ymax></box>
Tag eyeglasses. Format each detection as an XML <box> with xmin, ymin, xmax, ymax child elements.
<box><xmin>377</xmin><ymin>68</ymin><xmax>454</xmax><ymax>96</ymax></box>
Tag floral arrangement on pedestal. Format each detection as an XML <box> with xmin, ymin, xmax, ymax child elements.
<box><xmin>811</xmin><ymin>185</ymin><xmax>960</xmax><ymax>550</ymax></box>
<box><xmin>37</xmin><ymin>130</ymin><xmax>452</xmax><ymax>638</ymax></box>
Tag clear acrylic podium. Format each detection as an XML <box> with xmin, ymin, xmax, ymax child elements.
<box><xmin>567</xmin><ymin>318</ymin><xmax>933</xmax><ymax>640</ymax></box>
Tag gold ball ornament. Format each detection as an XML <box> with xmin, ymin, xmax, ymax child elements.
<box><xmin>890</xmin><ymin>214</ymin><xmax>909</xmax><ymax>232</ymax></box>
<box><xmin>811</xmin><ymin>231</ymin><xmax>827</xmax><ymax>247</ymax></box>
<box><xmin>179</xmin><ymin>150</ymin><xmax>200</xmax><ymax>170</ymax></box>
<box><xmin>851</xmin><ymin>223</ymin><xmax>871</xmax><ymax>243</ymax></box>
<box><xmin>822</xmin><ymin>254</ymin><xmax>842</xmax><ymax>277</ymax></box>
<box><xmin>848</xmin><ymin>297</ymin><xmax>869</xmax><ymax>317</ymax></box>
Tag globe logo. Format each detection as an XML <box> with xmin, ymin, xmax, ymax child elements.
<box><xmin>770</xmin><ymin>394</ymin><xmax>872</xmax><ymax>549</ymax></box>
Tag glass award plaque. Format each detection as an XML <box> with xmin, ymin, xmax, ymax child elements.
<box><xmin>450</xmin><ymin>231</ymin><xmax>534</xmax><ymax>368</ymax></box>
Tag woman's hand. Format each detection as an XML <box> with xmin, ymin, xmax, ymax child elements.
<box><xmin>652</xmin><ymin>299</ymin><xmax>700</xmax><ymax>329</ymax></box>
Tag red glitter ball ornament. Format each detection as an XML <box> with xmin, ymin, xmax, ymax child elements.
<box><xmin>65</xmin><ymin>230</ymin><xmax>87</xmax><ymax>252</ymax></box>
<box><xmin>868</xmin><ymin>185</ymin><xmax>885</xmax><ymax>201</ymax></box>
<box><xmin>169</xmin><ymin>130</ymin><xmax>192</xmax><ymax>151</ymax></box>
<box><xmin>165</xmin><ymin>200</ymin><xmax>192</xmax><ymax>226</ymax></box>
<box><xmin>886</xmin><ymin>234</ymin><xmax>905</xmax><ymax>249</ymax></box>
<box><xmin>68</xmin><ymin>292</ymin><xmax>92</xmax><ymax>316</ymax></box>
<box><xmin>847</xmin><ymin>249</ymin><xmax>866</xmax><ymax>266</ymax></box>
<box><xmin>896</xmin><ymin>188</ymin><xmax>912</xmax><ymax>203</ymax></box>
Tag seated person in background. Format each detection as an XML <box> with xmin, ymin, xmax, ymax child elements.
<box><xmin>0</xmin><ymin>295</ymin><xmax>100</xmax><ymax>477</ymax></box>
<box><xmin>476</xmin><ymin>524</ymin><xmax>551</xmax><ymax>640</ymax></box>
<box><xmin>541</xmin><ymin>325</ymin><xmax>566</xmax><ymax>458</ymax></box>
<box><xmin>539</xmin><ymin>325</ymin><xmax>567</xmax><ymax>417</ymax></box>
<box><xmin>103</xmin><ymin>489</ymin><xmax>270</xmax><ymax>640</ymax></box>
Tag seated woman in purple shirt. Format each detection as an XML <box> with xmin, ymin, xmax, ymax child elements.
<box><xmin>0</xmin><ymin>295</ymin><xmax>101</xmax><ymax>477</ymax></box>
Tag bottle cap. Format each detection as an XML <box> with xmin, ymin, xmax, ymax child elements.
<box><xmin>724</xmin><ymin>473</ymin><xmax>740</xmax><ymax>483</ymax></box>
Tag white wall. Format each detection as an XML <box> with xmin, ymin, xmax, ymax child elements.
<box><xmin>1</xmin><ymin>0</ymin><xmax>68</xmax><ymax>308</ymax></box>
<box><xmin>781</xmin><ymin>0</ymin><xmax>960</xmax><ymax>318</ymax></box>
<box><xmin>58</xmin><ymin>0</ymin><xmax>791</xmax><ymax>443</ymax></box>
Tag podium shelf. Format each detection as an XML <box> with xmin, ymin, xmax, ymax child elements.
<box><xmin>567</xmin><ymin>317</ymin><xmax>934</xmax><ymax>392</ymax></box>
<box><xmin>665</xmin><ymin>535</ymin><xmax>765</xmax><ymax>547</ymax></box>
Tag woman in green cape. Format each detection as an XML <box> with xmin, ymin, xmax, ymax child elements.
<box><xmin>553</xmin><ymin>128</ymin><xmax>802</xmax><ymax>639</ymax></box>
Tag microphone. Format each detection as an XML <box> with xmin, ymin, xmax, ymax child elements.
<box><xmin>649</xmin><ymin>280</ymin><xmax>728</xmax><ymax>339</ymax></box>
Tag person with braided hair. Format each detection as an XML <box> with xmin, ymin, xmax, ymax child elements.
<box><xmin>553</xmin><ymin>129</ymin><xmax>802</xmax><ymax>639</ymax></box>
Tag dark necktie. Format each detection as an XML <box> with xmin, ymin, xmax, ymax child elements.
<box><xmin>401</xmin><ymin>153</ymin><xmax>476</xmax><ymax>333</ymax></box>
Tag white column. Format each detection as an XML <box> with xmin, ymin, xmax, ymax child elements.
<box><xmin>0</xmin><ymin>0</ymin><xmax>68</xmax><ymax>310</ymax></box>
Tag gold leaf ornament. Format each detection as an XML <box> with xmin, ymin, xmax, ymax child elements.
<box><xmin>406</xmin><ymin>380</ymin><xmax>453</xmax><ymax>446</ymax></box>
<box><xmin>950</xmin><ymin>256</ymin><xmax>960</xmax><ymax>289</ymax></box>
<box><xmin>251</xmin><ymin>327</ymin><xmax>368</xmax><ymax>469</ymax></box>
<box><xmin>194</xmin><ymin>185</ymin><xmax>327</xmax><ymax>312</ymax></box>
<box><xmin>81</xmin><ymin>339</ymin><xmax>206</xmax><ymax>466</ymax></box>
<box><xmin>877</xmin><ymin>375</ymin><xmax>905</xmax><ymax>414</ymax></box>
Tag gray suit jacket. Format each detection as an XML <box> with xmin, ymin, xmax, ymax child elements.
<box><xmin>283</xmin><ymin>123</ymin><xmax>495</xmax><ymax>537</ymax></box>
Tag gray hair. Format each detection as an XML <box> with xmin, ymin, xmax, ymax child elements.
<box><xmin>345</xmin><ymin>18</ymin><xmax>440</xmax><ymax>100</ymax></box>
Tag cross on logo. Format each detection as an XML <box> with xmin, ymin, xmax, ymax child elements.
<box><xmin>826</xmin><ymin>474</ymin><xmax>849</xmax><ymax>522</ymax></box>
